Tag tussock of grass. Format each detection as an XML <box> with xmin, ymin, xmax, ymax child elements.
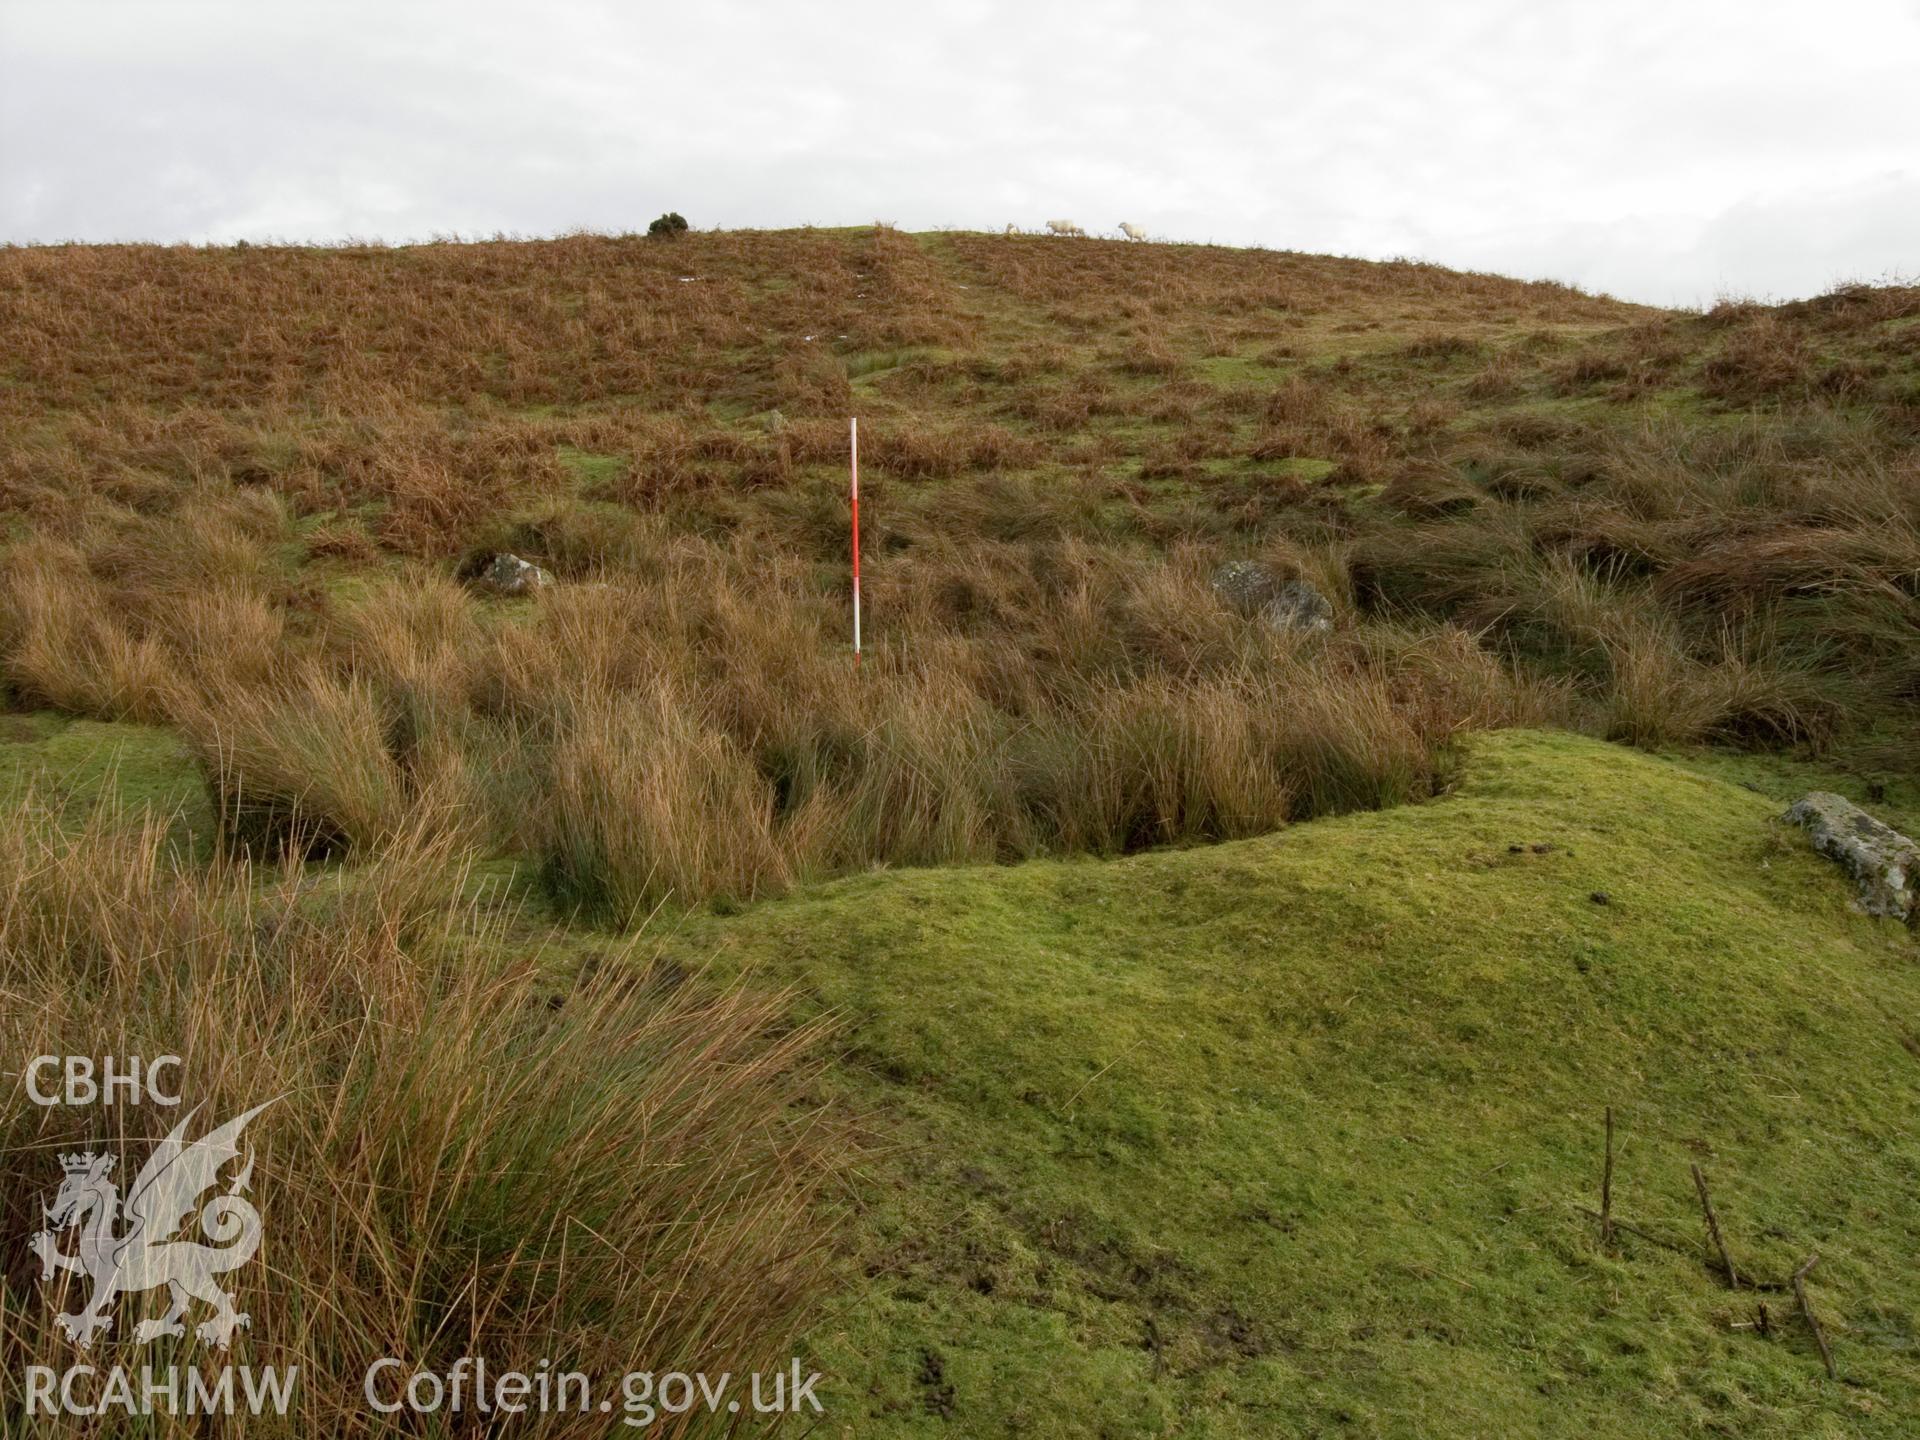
<box><xmin>177</xmin><ymin>668</ymin><xmax>409</xmax><ymax>859</ymax></box>
<box><xmin>0</xmin><ymin>796</ymin><xmax>842</xmax><ymax>1436</ymax></box>
<box><xmin>535</xmin><ymin>683</ymin><xmax>787</xmax><ymax>920</ymax></box>
<box><xmin>0</xmin><ymin>539</ymin><xmax>181</xmax><ymax>722</ymax></box>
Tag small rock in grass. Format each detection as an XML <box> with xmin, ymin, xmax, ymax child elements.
<box><xmin>1208</xmin><ymin>561</ymin><xmax>1333</xmax><ymax>634</ymax></box>
<box><xmin>1589</xmin><ymin>891</ymin><xmax>1611</xmax><ymax>905</ymax></box>
<box><xmin>478</xmin><ymin>553</ymin><xmax>553</xmax><ymax>598</ymax></box>
<box><xmin>1784</xmin><ymin>791</ymin><xmax>1918</xmax><ymax>922</ymax></box>
<box><xmin>1260</xmin><ymin>582</ymin><xmax>1334</xmax><ymax>634</ymax></box>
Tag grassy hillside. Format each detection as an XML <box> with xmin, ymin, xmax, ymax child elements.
<box><xmin>2</xmin><ymin>228</ymin><xmax>1916</xmax><ymax>1434</ymax></box>
<box><xmin>4</xmin><ymin>233</ymin><xmax>1915</xmax><ymax>827</ymax></box>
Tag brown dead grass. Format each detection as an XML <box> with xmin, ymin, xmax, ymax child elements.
<box><xmin>3</xmin><ymin>229</ymin><xmax>1916</xmax><ymax>887</ymax></box>
<box><xmin>0</xmin><ymin>796</ymin><xmax>841</xmax><ymax>1437</ymax></box>
<box><xmin>8</xmin><ymin>230</ymin><xmax>1919</xmax><ymax>1434</ymax></box>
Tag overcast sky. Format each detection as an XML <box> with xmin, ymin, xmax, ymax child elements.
<box><xmin>3</xmin><ymin>1</ymin><xmax>1915</xmax><ymax>307</ymax></box>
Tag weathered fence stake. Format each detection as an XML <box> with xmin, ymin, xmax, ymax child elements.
<box><xmin>1600</xmin><ymin>1106</ymin><xmax>1615</xmax><ymax>1247</ymax></box>
<box><xmin>1793</xmin><ymin>1255</ymin><xmax>1837</xmax><ymax>1379</ymax></box>
<box><xmin>1691</xmin><ymin>1163</ymin><xmax>1739</xmax><ymax>1288</ymax></box>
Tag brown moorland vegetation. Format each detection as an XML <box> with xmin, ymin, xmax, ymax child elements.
<box><xmin>4</xmin><ymin>229</ymin><xmax>1914</xmax><ymax>894</ymax></box>
<box><xmin>3</xmin><ymin>229</ymin><xmax>1917</xmax><ymax>1426</ymax></box>
<box><xmin>0</xmin><ymin>792</ymin><xmax>839</xmax><ymax>1435</ymax></box>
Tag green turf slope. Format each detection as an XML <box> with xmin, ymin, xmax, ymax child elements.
<box><xmin>0</xmin><ymin>711</ymin><xmax>211</xmax><ymax>854</ymax></box>
<box><xmin>673</xmin><ymin>730</ymin><xmax>1920</xmax><ymax>1438</ymax></box>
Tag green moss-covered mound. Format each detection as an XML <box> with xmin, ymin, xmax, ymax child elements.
<box><xmin>0</xmin><ymin>712</ymin><xmax>211</xmax><ymax>855</ymax></box>
<box><xmin>674</xmin><ymin>730</ymin><xmax>1920</xmax><ymax>1437</ymax></box>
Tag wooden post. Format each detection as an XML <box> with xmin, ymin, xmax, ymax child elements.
<box><xmin>1600</xmin><ymin>1106</ymin><xmax>1614</xmax><ymax>1248</ymax></box>
<box><xmin>1691</xmin><ymin>1163</ymin><xmax>1738</xmax><ymax>1288</ymax></box>
<box><xmin>1793</xmin><ymin>1255</ymin><xmax>1837</xmax><ymax>1379</ymax></box>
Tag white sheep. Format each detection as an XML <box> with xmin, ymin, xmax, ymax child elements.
<box><xmin>1045</xmin><ymin>219</ymin><xmax>1086</xmax><ymax>238</ymax></box>
<box><xmin>1118</xmin><ymin>222</ymin><xmax>1147</xmax><ymax>241</ymax></box>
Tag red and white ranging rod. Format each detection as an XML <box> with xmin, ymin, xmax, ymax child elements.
<box><xmin>850</xmin><ymin>416</ymin><xmax>862</xmax><ymax>666</ymax></box>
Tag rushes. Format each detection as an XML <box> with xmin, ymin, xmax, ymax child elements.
<box><xmin>5</xmin><ymin>232</ymin><xmax>1917</xmax><ymax>914</ymax></box>
<box><xmin>519</xmin><ymin>600</ymin><xmax>1513</xmax><ymax>900</ymax></box>
<box><xmin>0</xmin><ymin>794</ymin><xmax>841</xmax><ymax>1436</ymax></box>
<box><xmin>0</xmin><ymin>497</ymin><xmax>1695</xmax><ymax>913</ymax></box>
<box><xmin>1598</xmin><ymin>623</ymin><xmax>1835</xmax><ymax>749</ymax></box>
<box><xmin>5</xmin><ymin>424</ymin><xmax>1911</xmax><ymax>909</ymax></box>
<box><xmin>1349</xmin><ymin>414</ymin><xmax>1919</xmax><ymax>752</ymax></box>
<box><xmin>0</xmin><ymin>539</ymin><xmax>181</xmax><ymax>721</ymax></box>
<box><xmin>178</xmin><ymin>668</ymin><xmax>409</xmax><ymax>859</ymax></box>
<box><xmin>536</xmin><ymin>683</ymin><xmax>788</xmax><ymax>921</ymax></box>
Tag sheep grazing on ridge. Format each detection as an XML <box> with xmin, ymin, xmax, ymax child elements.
<box><xmin>1045</xmin><ymin>219</ymin><xmax>1086</xmax><ymax>237</ymax></box>
<box><xmin>1118</xmin><ymin>222</ymin><xmax>1147</xmax><ymax>241</ymax></box>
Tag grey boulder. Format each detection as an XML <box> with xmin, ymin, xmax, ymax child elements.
<box><xmin>478</xmin><ymin>553</ymin><xmax>553</xmax><ymax>597</ymax></box>
<box><xmin>1783</xmin><ymin>792</ymin><xmax>1918</xmax><ymax>923</ymax></box>
<box><xmin>1209</xmin><ymin>560</ymin><xmax>1333</xmax><ymax>634</ymax></box>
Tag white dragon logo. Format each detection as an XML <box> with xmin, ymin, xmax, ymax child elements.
<box><xmin>30</xmin><ymin>1100</ymin><xmax>277</xmax><ymax>1350</ymax></box>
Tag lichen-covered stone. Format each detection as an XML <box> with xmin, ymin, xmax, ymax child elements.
<box><xmin>1258</xmin><ymin>581</ymin><xmax>1333</xmax><ymax>634</ymax></box>
<box><xmin>478</xmin><ymin>553</ymin><xmax>553</xmax><ymax>598</ymax></box>
<box><xmin>1208</xmin><ymin>561</ymin><xmax>1333</xmax><ymax>634</ymax></box>
<box><xmin>1784</xmin><ymin>791</ymin><xmax>1918</xmax><ymax>922</ymax></box>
